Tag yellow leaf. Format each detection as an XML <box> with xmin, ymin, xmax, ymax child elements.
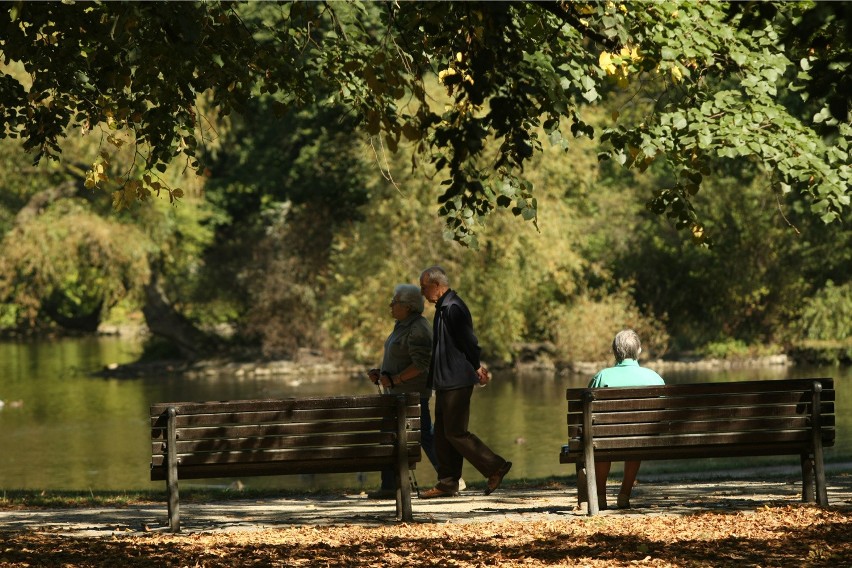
<box><xmin>670</xmin><ymin>65</ymin><xmax>683</xmax><ymax>83</ymax></box>
<box><xmin>599</xmin><ymin>52</ymin><xmax>616</xmax><ymax>75</ymax></box>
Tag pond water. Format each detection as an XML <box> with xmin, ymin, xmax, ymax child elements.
<box><xmin>0</xmin><ymin>336</ymin><xmax>848</xmax><ymax>492</ymax></box>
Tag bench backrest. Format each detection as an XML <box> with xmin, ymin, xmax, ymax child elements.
<box><xmin>563</xmin><ymin>378</ymin><xmax>835</xmax><ymax>462</ymax></box>
<box><xmin>151</xmin><ymin>393</ymin><xmax>422</xmax><ymax>481</ymax></box>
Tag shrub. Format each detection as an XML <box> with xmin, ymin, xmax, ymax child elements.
<box><xmin>797</xmin><ymin>280</ymin><xmax>852</xmax><ymax>342</ymax></box>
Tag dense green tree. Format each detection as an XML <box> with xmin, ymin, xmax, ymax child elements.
<box><xmin>0</xmin><ymin>197</ymin><xmax>150</xmax><ymax>332</ymax></box>
<box><xmin>323</xmin><ymin>131</ymin><xmax>668</xmax><ymax>364</ymax></box>
<box><xmin>1</xmin><ymin>1</ymin><xmax>848</xmax><ymax>363</ymax></box>
<box><xmin>195</xmin><ymin>93</ymin><xmax>373</xmax><ymax>358</ymax></box>
<box><xmin>1</xmin><ymin>1</ymin><xmax>848</xmax><ymax>247</ymax></box>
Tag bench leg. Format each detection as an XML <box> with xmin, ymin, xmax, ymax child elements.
<box><xmin>395</xmin><ymin>467</ymin><xmax>413</xmax><ymax>522</ymax></box>
<box><xmin>167</xmin><ymin>407</ymin><xmax>180</xmax><ymax>533</ymax></box>
<box><xmin>801</xmin><ymin>454</ymin><xmax>816</xmax><ymax>503</ymax></box>
<box><xmin>395</xmin><ymin>395</ymin><xmax>413</xmax><ymax>522</ymax></box>
<box><xmin>810</xmin><ymin>382</ymin><xmax>829</xmax><ymax>507</ymax></box>
<box><xmin>581</xmin><ymin>392</ymin><xmax>600</xmax><ymax>516</ymax></box>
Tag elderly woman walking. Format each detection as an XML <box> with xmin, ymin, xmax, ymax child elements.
<box><xmin>366</xmin><ymin>284</ymin><xmax>440</xmax><ymax>499</ymax></box>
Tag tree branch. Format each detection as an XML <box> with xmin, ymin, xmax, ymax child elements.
<box><xmin>528</xmin><ymin>1</ymin><xmax>619</xmax><ymax>50</ymax></box>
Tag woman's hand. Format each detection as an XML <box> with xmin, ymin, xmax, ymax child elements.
<box><xmin>367</xmin><ymin>368</ymin><xmax>381</xmax><ymax>385</ymax></box>
<box><xmin>379</xmin><ymin>373</ymin><xmax>395</xmax><ymax>389</ymax></box>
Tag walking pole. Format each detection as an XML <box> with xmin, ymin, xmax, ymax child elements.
<box><xmin>377</xmin><ymin>376</ymin><xmax>420</xmax><ymax>498</ymax></box>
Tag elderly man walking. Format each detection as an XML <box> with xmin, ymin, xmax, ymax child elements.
<box><xmin>418</xmin><ymin>265</ymin><xmax>511</xmax><ymax>499</ymax></box>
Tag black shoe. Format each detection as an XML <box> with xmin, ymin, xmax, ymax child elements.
<box><xmin>485</xmin><ymin>461</ymin><xmax>512</xmax><ymax>495</ymax></box>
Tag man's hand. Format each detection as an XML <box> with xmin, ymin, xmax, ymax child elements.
<box><xmin>477</xmin><ymin>365</ymin><xmax>491</xmax><ymax>386</ymax></box>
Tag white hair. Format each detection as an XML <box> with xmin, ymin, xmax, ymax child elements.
<box><xmin>420</xmin><ymin>265</ymin><xmax>449</xmax><ymax>287</ymax></box>
<box><xmin>394</xmin><ymin>284</ymin><xmax>424</xmax><ymax>313</ymax></box>
<box><xmin>612</xmin><ymin>329</ymin><xmax>642</xmax><ymax>362</ymax></box>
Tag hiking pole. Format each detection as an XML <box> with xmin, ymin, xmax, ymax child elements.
<box><xmin>375</xmin><ymin>372</ymin><xmax>420</xmax><ymax>498</ymax></box>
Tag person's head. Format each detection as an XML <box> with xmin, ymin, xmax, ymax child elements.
<box><xmin>390</xmin><ymin>284</ymin><xmax>424</xmax><ymax>320</ymax></box>
<box><xmin>612</xmin><ymin>329</ymin><xmax>642</xmax><ymax>363</ymax></box>
<box><xmin>419</xmin><ymin>265</ymin><xmax>450</xmax><ymax>304</ymax></box>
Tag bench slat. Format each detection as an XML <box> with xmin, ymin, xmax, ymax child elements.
<box><xmin>561</xmin><ymin>442</ymin><xmax>822</xmax><ymax>463</ymax></box>
<box><xmin>151</xmin><ymin>443</ymin><xmax>421</xmax><ymax>468</ymax></box>
<box><xmin>151</xmin><ymin>406</ymin><xmax>421</xmax><ymax>430</ymax></box>
<box><xmin>567</xmin><ymin>402</ymin><xmax>834</xmax><ymax>425</ymax></box>
<box><xmin>567</xmin><ymin>391</ymin><xmax>834</xmax><ymax>413</ymax></box>
<box><xmin>566</xmin><ymin>378</ymin><xmax>834</xmax><ymax>400</ymax></box>
<box><xmin>153</xmin><ymin>417</ymin><xmax>421</xmax><ymax>441</ymax></box>
<box><xmin>152</xmin><ymin>430</ymin><xmax>423</xmax><ymax>455</ymax></box>
<box><xmin>569</xmin><ymin>428</ymin><xmax>818</xmax><ymax>450</ymax></box>
<box><xmin>152</xmin><ymin>457</ymin><xmax>416</xmax><ymax>481</ymax></box>
<box><xmin>567</xmin><ymin>415</ymin><xmax>837</xmax><ymax>438</ymax></box>
<box><xmin>150</xmin><ymin>394</ymin><xmax>409</xmax><ymax>415</ymax></box>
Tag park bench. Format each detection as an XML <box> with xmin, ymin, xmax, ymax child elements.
<box><xmin>151</xmin><ymin>393</ymin><xmax>422</xmax><ymax>532</ymax></box>
<box><xmin>560</xmin><ymin>378</ymin><xmax>835</xmax><ymax>515</ymax></box>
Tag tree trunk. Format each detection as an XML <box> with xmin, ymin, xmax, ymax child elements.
<box><xmin>142</xmin><ymin>266</ymin><xmax>212</xmax><ymax>359</ymax></box>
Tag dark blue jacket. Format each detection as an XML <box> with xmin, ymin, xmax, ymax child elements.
<box><xmin>428</xmin><ymin>289</ymin><xmax>482</xmax><ymax>391</ymax></box>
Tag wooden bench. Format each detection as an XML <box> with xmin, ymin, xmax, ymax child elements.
<box><xmin>560</xmin><ymin>378</ymin><xmax>835</xmax><ymax>515</ymax></box>
<box><xmin>151</xmin><ymin>393</ymin><xmax>422</xmax><ymax>532</ymax></box>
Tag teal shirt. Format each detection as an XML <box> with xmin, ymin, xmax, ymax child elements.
<box><xmin>588</xmin><ymin>359</ymin><xmax>664</xmax><ymax>388</ymax></box>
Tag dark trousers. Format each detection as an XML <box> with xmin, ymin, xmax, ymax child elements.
<box><xmin>381</xmin><ymin>396</ymin><xmax>439</xmax><ymax>490</ymax></box>
<box><xmin>434</xmin><ymin>386</ymin><xmax>505</xmax><ymax>485</ymax></box>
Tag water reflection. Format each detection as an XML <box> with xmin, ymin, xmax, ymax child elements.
<box><xmin>0</xmin><ymin>337</ymin><xmax>847</xmax><ymax>491</ymax></box>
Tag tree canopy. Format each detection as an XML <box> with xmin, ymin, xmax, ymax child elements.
<box><xmin>1</xmin><ymin>1</ymin><xmax>849</xmax><ymax>246</ymax></box>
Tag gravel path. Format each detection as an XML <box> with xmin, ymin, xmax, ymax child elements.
<box><xmin>2</xmin><ymin>467</ymin><xmax>851</xmax><ymax>537</ymax></box>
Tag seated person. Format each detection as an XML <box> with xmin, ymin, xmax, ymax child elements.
<box><xmin>585</xmin><ymin>329</ymin><xmax>664</xmax><ymax>509</ymax></box>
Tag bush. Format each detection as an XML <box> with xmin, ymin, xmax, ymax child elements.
<box><xmin>797</xmin><ymin>280</ymin><xmax>852</xmax><ymax>342</ymax></box>
<box><xmin>549</xmin><ymin>289</ymin><xmax>670</xmax><ymax>364</ymax></box>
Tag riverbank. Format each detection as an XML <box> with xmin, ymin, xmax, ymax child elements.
<box><xmin>84</xmin><ymin>324</ymin><xmax>852</xmax><ymax>379</ymax></box>
<box><xmin>96</xmin><ymin>350</ymin><xmax>805</xmax><ymax>381</ymax></box>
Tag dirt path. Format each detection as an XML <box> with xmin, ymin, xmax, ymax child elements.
<box><xmin>3</xmin><ymin>470</ymin><xmax>851</xmax><ymax>537</ymax></box>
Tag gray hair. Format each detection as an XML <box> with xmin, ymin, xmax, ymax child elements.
<box><xmin>420</xmin><ymin>265</ymin><xmax>449</xmax><ymax>287</ymax></box>
<box><xmin>612</xmin><ymin>329</ymin><xmax>642</xmax><ymax>362</ymax></box>
<box><xmin>394</xmin><ymin>284</ymin><xmax>424</xmax><ymax>313</ymax></box>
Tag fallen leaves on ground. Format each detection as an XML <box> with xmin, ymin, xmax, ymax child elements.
<box><xmin>1</xmin><ymin>506</ymin><xmax>850</xmax><ymax>567</ymax></box>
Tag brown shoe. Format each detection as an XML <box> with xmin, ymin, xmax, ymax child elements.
<box><xmin>484</xmin><ymin>461</ymin><xmax>512</xmax><ymax>495</ymax></box>
<box><xmin>420</xmin><ymin>486</ymin><xmax>458</xmax><ymax>499</ymax></box>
